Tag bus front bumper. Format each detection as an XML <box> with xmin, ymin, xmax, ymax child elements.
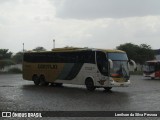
<box><xmin>109</xmin><ymin>80</ymin><xmax>130</xmax><ymax>87</ymax></box>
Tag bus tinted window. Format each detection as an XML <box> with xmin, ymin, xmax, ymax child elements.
<box><xmin>23</xmin><ymin>51</ymin><xmax>95</xmax><ymax>63</ymax></box>
<box><xmin>108</xmin><ymin>53</ymin><xmax>128</xmax><ymax>61</ymax></box>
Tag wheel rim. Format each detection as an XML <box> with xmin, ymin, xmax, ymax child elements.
<box><xmin>33</xmin><ymin>76</ymin><xmax>40</xmax><ymax>85</ymax></box>
<box><xmin>85</xmin><ymin>78</ymin><xmax>95</xmax><ymax>91</ymax></box>
<box><xmin>40</xmin><ymin>75</ymin><xmax>48</xmax><ymax>86</ymax></box>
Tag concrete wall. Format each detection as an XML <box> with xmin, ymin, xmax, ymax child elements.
<box><xmin>2</xmin><ymin>64</ymin><xmax>22</xmax><ymax>72</ymax></box>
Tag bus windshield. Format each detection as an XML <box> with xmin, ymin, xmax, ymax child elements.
<box><xmin>107</xmin><ymin>52</ymin><xmax>129</xmax><ymax>80</ymax></box>
<box><xmin>143</xmin><ymin>62</ymin><xmax>155</xmax><ymax>72</ymax></box>
<box><xmin>143</xmin><ymin>61</ymin><xmax>160</xmax><ymax>79</ymax></box>
<box><xmin>108</xmin><ymin>53</ymin><xmax>128</xmax><ymax>61</ymax></box>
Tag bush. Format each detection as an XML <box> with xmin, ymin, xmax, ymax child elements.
<box><xmin>8</xmin><ymin>68</ymin><xmax>22</xmax><ymax>74</ymax></box>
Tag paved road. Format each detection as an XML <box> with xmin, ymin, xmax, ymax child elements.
<box><xmin>0</xmin><ymin>74</ymin><xmax>160</xmax><ymax>119</ymax></box>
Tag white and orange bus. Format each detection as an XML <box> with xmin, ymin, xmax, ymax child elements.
<box><xmin>23</xmin><ymin>47</ymin><xmax>136</xmax><ymax>91</ymax></box>
<box><xmin>143</xmin><ymin>60</ymin><xmax>160</xmax><ymax>79</ymax></box>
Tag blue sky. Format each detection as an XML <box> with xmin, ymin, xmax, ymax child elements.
<box><xmin>0</xmin><ymin>0</ymin><xmax>160</xmax><ymax>53</ymax></box>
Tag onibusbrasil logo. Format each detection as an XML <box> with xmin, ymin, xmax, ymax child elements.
<box><xmin>2</xmin><ymin>112</ymin><xmax>42</xmax><ymax>118</ymax></box>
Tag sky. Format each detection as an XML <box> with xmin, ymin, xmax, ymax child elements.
<box><xmin>0</xmin><ymin>0</ymin><xmax>160</xmax><ymax>53</ymax></box>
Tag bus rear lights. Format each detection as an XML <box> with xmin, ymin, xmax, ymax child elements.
<box><xmin>155</xmin><ymin>71</ymin><xmax>160</xmax><ymax>77</ymax></box>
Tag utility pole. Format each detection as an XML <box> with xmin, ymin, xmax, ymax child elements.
<box><xmin>23</xmin><ymin>43</ymin><xmax>24</xmax><ymax>53</ymax></box>
<box><xmin>53</xmin><ymin>39</ymin><xmax>55</xmax><ymax>49</ymax></box>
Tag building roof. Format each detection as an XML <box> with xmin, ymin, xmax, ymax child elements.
<box><xmin>154</xmin><ymin>49</ymin><xmax>160</xmax><ymax>55</ymax></box>
<box><xmin>146</xmin><ymin>60</ymin><xmax>160</xmax><ymax>63</ymax></box>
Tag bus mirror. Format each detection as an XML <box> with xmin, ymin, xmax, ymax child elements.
<box><xmin>108</xmin><ymin>59</ymin><xmax>113</xmax><ymax>69</ymax></box>
<box><xmin>129</xmin><ymin>59</ymin><xmax>137</xmax><ymax>70</ymax></box>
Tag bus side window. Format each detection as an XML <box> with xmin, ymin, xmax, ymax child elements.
<box><xmin>96</xmin><ymin>51</ymin><xmax>108</xmax><ymax>76</ymax></box>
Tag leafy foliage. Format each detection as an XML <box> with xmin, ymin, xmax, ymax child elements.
<box><xmin>0</xmin><ymin>59</ymin><xmax>15</xmax><ymax>70</ymax></box>
<box><xmin>116</xmin><ymin>43</ymin><xmax>155</xmax><ymax>64</ymax></box>
<box><xmin>0</xmin><ymin>49</ymin><xmax>14</xmax><ymax>70</ymax></box>
<box><xmin>12</xmin><ymin>52</ymin><xmax>23</xmax><ymax>64</ymax></box>
<box><xmin>33</xmin><ymin>47</ymin><xmax>46</xmax><ymax>51</ymax></box>
<box><xmin>0</xmin><ymin>49</ymin><xmax>12</xmax><ymax>59</ymax></box>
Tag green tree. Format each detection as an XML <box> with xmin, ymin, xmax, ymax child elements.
<box><xmin>0</xmin><ymin>49</ymin><xmax>14</xmax><ymax>70</ymax></box>
<box><xmin>12</xmin><ymin>52</ymin><xmax>23</xmax><ymax>64</ymax></box>
<box><xmin>116</xmin><ymin>43</ymin><xmax>155</xmax><ymax>64</ymax></box>
<box><xmin>0</xmin><ymin>49</ymin><xmax>12</xmax><ymax>59</ymax></box>
<box><xmin>137</xmin><ymin>44</ymin><xmax>155</xmax><ymax>64</ymax></box>
<box><xmin>33</xmin><ymin>47</ymin><xmax>46</xmax><ymax>51</ymax></box>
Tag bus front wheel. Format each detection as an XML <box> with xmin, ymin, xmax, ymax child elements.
<box><xmin>151</xmin><ymin>77</ymin><xmax>155</xmax><ymax>80</ymax></box>
<box><xmin>104</xmin><ymin>87</ymin><xmax>112</xmax><ymax>91</ymax></box>
<box><xmin>85</xmin><ymin>78</ymin><xmax>96</xmax><ymax>91</ymax></box>
<box><xmin>32</xmin><ymin>75</ymin><xmax>40</xmax><ymax>85</ymax></box>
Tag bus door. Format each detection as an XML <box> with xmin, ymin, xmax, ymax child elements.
<box><xmin>96</xmin><ymin>51</ymin><xmax>109</xmax><ymax>85</ymax></box>
<box><xmin>155</xmin><ymin>62</ymin><xmax>160</xmax><ymax>77</ymax></box>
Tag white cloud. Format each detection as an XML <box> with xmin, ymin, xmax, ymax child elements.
<box><xmin>0</xmin><ymin>0</ymin><xmax>160</xmax><ymax>53</ymax></box>
<box><xmin>55</xmin><ymin>0</ymin><xmax>160</xmax><ymax>19</ymax></box>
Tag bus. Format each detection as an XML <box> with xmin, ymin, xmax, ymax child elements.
<box><xmin>143</xmin><ymin>60</ymin><xmax>160</xmax><ymax>79</ymax></box>
<box><xmin>23</xmin><ymin>47</ymin><xmax>136</xmax><ymax>91</ymax></box>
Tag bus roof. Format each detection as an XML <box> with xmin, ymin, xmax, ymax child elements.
<box><xmin>97</xmin><ymin>49</ymin><xmax>125</xmax><ymax>53</ymax></box>
<box><xmin>25</xmin><ymin>47</ymin><xmax>125</xmax><ymax>53</ymax></box>
<box><xmin>52</xmin><ymin>47</ymin><xmax>125</xmax><ymax>53</ymax></box>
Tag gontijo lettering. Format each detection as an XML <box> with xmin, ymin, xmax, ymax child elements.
<box><xmin>38</xmin><ymin>64</ymin><xmax>57</xmax><ymax>69</ymax></box>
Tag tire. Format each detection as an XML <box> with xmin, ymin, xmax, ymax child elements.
<box><xmin>50</xmin><ymin>83</ymin><xmax>63</xmax><ymax>87</ymax></box>
<box><xmin>85</xmin><ymin>78</ymin><xmax>96</xmax><ymax>91</ymax></box>
<box><xmin>50</xmin><ymin>83</ymin><xmax>55</xmax><ymax>86</ymax></box>
<box><xmin>104</xmin><ymin>87</ymin><xmax>112</xmax><ymax>91</ymax></box>
<box><xmin>55</xmin><ymin>83</ymin><xmax>63</xmax><ymax>87</ymax></box>
<box><xmin>39</xmin><ymin>75</ymin><xmax>49</xmax><ymax>86</ymax></box>
<box><xmin>151</xmin><ymin>77</ymin><xmax>155</xmax><ymax>80</ymax></box>
<box><xmin>32</xmin><ymin>75</ymin><xmax>40</xmax><ymax>85</ymax></box>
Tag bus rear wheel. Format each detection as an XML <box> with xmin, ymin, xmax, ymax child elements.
<box><xmin>55</xmin><ymin>83</ymin><xmax>63</xmax><ymax>87</ymax></box>
<box><xmin>85</xmin><ymin>78</ymin><xmax>96</xmax><ymax>91</ymax></box>
<box><xmin>32</xmin><ymin>75</ymin><xmax>40</xmax><ymax>85</ymax></box>
<box><xmin>39</xmin><ymin>75</ymin><xmax>49</xmax><ymax>86</ymax></box>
